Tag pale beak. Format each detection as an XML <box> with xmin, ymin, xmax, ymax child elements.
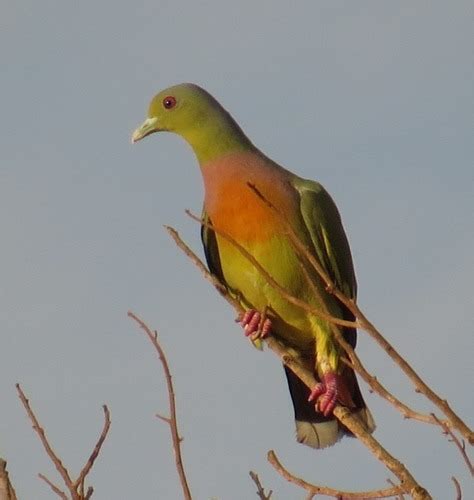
<box><xmin>131</xmin><ymin>117</ymin><xmax>160</xmax><ymax>143</ymax></box>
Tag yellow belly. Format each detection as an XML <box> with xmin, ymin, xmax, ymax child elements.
<box><xmin>217</xmin><ymin>233</ymin><xmax>323</xmax><ymax>347</ymax></box>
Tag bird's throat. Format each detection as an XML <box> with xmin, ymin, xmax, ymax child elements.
<box><xmin>183</xmin><ymin>113</ymin><xmax>255</xmax><ymax>164</ymax></box>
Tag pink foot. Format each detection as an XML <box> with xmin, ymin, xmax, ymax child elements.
<box><xmin>308</xmin><ymin>373</ymin><xmax>343</xmax><ymax>417</ymax></box>
<box><xmin>238</xmin><ymin>310</ymin><xmax>272</xmax><ymax>340</ymax></box>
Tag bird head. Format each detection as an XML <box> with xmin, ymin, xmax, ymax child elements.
<box><xmin>131</xmin><ymin>83</ymin><xmax>222</xmax><ymax>143</ymax></box>
<box><xmin>132</xmin><ymin>83</ymin><xmax>254</xmax><ymax>164</ymax></box>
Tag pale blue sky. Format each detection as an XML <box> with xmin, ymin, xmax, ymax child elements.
<box><xmin>1</xmin><ymin>1</ymin><xmax>473</xmax><ymax>498</ymax></box>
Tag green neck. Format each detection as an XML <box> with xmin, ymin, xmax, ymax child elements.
<box><xmin>181</xmin><ymin>109</ymin><xmax>255</xmax><ymax>164</ymax></box>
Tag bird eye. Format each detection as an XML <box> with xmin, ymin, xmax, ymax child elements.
<box><xmin>163</xmin><ymin>96</ymin><xmax>177</xmax><ymax>109</ymax></box>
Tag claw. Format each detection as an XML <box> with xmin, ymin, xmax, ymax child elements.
<box><xmin>239</xmin><ymin>309</ymin><xmax>272</xmax><ymax>340</ymax></box>
<box><xmin>308</xmin><ymin>372</ymin><xmax>342</xmax><ymax>417</ymax></box>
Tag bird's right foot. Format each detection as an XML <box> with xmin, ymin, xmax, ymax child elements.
<box><xmin>307</xmin><ymin>371</ymin><xmax>355</xmax><ymax>417</ymax></box>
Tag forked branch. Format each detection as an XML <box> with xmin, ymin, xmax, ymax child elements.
<box><xmin>249</xmin><ymin>471</ymin><xmax>273</xmax><ymax>499</ymax></box>
<box><xmin>128</xmin><ymin>311</ymin><xmax>192</xmax><ymax>500</ymax></box>
<box><xmin>268</xmin><ymin>450</ymin><xmax>404</xmax><ymax>499</ymax></box>
<box><xmin>16</xmin><ymin>384</ymin><xmax>110</xmax><ymax>500</ymax></box>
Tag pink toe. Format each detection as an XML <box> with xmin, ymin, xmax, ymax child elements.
<box><xmin>308</xmin><ymin>383</ymin><xmax>325</xmax><ymax>402</ymax></box>
<box><xmin>244</xmin><ymin>312</ymin><xmax>261</xmax><ymax>336</ymax></box>
<box><xmin>240</xmin><ymin>309</ymin><xmax>272</xmax><ymax>340</ymax></box>
<box><xmin>240</xmin><ymin>310</ymin><xmax>254</xmax><ymax>327</ymax></box>
<box><xmin>319</xmin><ymin>392</ymin><xmax>337</xmax><ymax>416</ymax></box>
<box><xmin>260</xmin><ymin>318</ymin><xmax>272</xmax><ymax>338</ymax></box>
<box><xmin>308</xmin><ymin>373</ymin><xmax>342</xmax><ymax>416</ymax></box>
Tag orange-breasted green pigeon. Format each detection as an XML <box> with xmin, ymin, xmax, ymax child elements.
<box><xmin>132</xmin><ymin>83</ymin><xmax>375</xmax><ymax>448</ymax></box>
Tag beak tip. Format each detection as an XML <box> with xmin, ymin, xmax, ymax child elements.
<box><xmin>131</xmin><ymin>117</ymin><xmax>159</xmax><ymax>145</ymax></box>
<box><xmin>131</xmin><ymin>129</ymin><xmax>142</xmax><ymax>144</ymax></box>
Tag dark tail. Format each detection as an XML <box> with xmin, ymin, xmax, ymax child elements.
<box><xmin>284</xmin><ymin>365</ymin><xmax>375</xmax><ymax>449</ymax></box>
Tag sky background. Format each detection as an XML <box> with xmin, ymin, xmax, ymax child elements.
<box><xmin>1</xmin><ymin>1</ymin><xmax>473</xmax><ymax>498</ymax></box>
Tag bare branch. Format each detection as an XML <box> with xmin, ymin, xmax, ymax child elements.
<box><xmin>74</xmin><ymin>405</ymin><xmax>111</xmax><ymax>490</ymax></box>
<box><xmin>17</xmin><ymin>384</ymin><xmax>110</xmax><ymax>499</ymax></box>
<box><xmin>38</xmin><ymin>473</ymin><xmax>68</xmax><ymax>499</ymax></box>
<box><xmin>171</xmin><ymin>214</ymin><xmax>426</xmax><ymax>443</ymax></box>
<box><xmin>247</xmin><ymin>184</ymin><xmax>473</xmax><ymax>444</ymax></box>
<box><xmin>268</xmin><ymin>450</ymin><xmax>404</xmax><ymax>499</ymax></box>
<box><xmin>249</xmin><ymin>471</ymin><xmax>272</xmax><ymax>499</ymax></box>
<box><xmin>387</xmin><ymin>478</ymin><xmax>406</xmax><ymax>499</ymax></box>
<box><xmin>266</xmin><ymin>336</ymin><xmax>431</xmax><ymax>499</ymax></box>
<box><xmin>165</xmin><ymin>226</ymin><xmax>432</xmax><ymax>499</ymax></box>
<box><xmin>431</xmin><ymin>414</ymin><xmax>473</xmax><ymax>476</ymax></box>
<box><xmin>179</xmin><ymin>211</ymin><xmax>458</xmax><ymax>436</ymax></box>
<box><xmin>16</xmin><ymin>384</ymin><xmax>75</xmax><ymax>495</ymax></box>
<box><xmin>346</xmin><ymin>303</ymin><xmax>473</xmax><ymax>444</ymax></box>
<box><xmin>451</xmin><ymin>476</ymin><xmax>462</xmax><ymax>500</ymax></box>
<box><xmin>128</xmin><ymin>311</ymin><xmax>192</xmax><ymax>500</ymax></box>
<box><xmin>185</xmin><ymin>210</ymin><xmax>437</xmax><ymax>425</ymax></box>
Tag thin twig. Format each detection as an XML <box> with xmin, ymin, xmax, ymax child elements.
<box><xmin>165</xmin><ymin>226</ymin><xmax>432</xmax><ymax>499</ymax></box>
<box><xmin>451</xmin><ymin>476</ymin><xmax>462</xmax><ymax>500</ymax></box>
<box><xmin>74</xmin><ymin>406</ymin><xmax>111</xmax><ymax>490</ymax></box>
<box><xmin>16</xmin><ymin>384</ymin><xmax>75</xmax><ymax>496</ymax></box>
<box><xmin>387</xmin><ymin>478</ymin><xmax>406</xmax><ymax>499</ymax></box>
<box><xmin>268</xmin><ymin>450</ymin><xmax>404</xmax><ymax>499</ymax></box>
<box><xmin>128</xmin><ymin>311</ymin><xmax>192</xmax><ymax>500</ymax></box>
<box><xmin>347</xmin><ymin>304</ymin><xmax>473</xmax><ymax>443</ymax></box>
<box><xmin>38</xmin><ymin>473</ymin><xmax>68</xmax><ymax>499</ymax></box>
<box><xmin>165</xmin><ymin>225</ymin><xmax>241</xmax><ymax>311</ymax></box>
<box><xmin>432</xmin><ymin>414</ymin><xmax>473</xmax><ymax>476</ymax></box>
<box><xmin>249</xmin><ymin>471</ymin><xmax>272</xmax><ymax>499</ymax></box>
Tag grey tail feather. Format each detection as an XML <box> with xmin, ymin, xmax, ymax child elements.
<box><xmin>284</xmin><ymin>365</ymin><xmax>376</xmax><ymax>449</ymax></box>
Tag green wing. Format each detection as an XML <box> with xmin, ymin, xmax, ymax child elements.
<box><xmin>295</xmin><ymin>178</ymin><xmax>358</xmax><ymax>346</ymax></box>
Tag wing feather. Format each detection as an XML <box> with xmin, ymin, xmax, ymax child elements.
<box><xmin>295</xmin><ymin>179</ymin><xmax>358</xmax><ymax>347</ymax></box>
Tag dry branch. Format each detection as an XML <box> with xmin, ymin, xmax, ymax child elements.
<box><xmin>184</xmin><ymin>209</ymin><xmax>470</xmax><ymax>446</ymax></box>
<box><xmin>16</xmin><ymin>384</ymin><xmax>110</xmax><ymax>500</ymax></box>
<box><xmin>247</xmin><ymin>182</ymin><xmax>473</xmax><ymax>444</ymax></box>
<box><xmin>268</xmin><ymin>450</ymin><xmax>404</xmax><ymax>499</ymax></box>
<box><xmin>128</xmin><ymin>311</ymin><xmax>192</xmax><ymax>500</ymax></box>
<box><xmin>165</xmin><ymin>225</ymin><xmax>432</xmax><ymax>499</ymax></box>
<box><xmin>38</xmin><ymin>473</ymin><xmax>68</xmax><ymax>499</ymax></box>
<box><xmin>432</xmin><ymin>414</ymin><xmax>473</xmax><ymax>476</ymax></box>
<box><xmin>451</xmin><ymin>476</ymin><xmax>462</xmax><ymax>500</ymax></box>
<box><xmin>266</xmin><ymin>336</ymin><xmax>429</xmax><ymax>500</ymax></box>
<box><xmin>249</xmin><ymin>471</ymin><xmax>272</xmax><ymax>499</ymax></box>
<box><xmin>387</xmin><ymin>478</ymin><xmax>406</xmax><ymax>500</ymax></box>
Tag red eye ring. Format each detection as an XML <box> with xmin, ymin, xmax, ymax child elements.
<box><xmin>163</xmin><ymin>96</ymin><xmax>177</xmax><ymax>109</ymax></box>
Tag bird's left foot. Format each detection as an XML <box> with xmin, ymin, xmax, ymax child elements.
<box><xmin>308</xmin><ymin>373</ymin><xmax>345</xmax><ymax>417</ymax></box>
<box><xmin>237</xmin><ymin>309</ymin><xmax>272</xmax><ymax>340</ymax></box>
